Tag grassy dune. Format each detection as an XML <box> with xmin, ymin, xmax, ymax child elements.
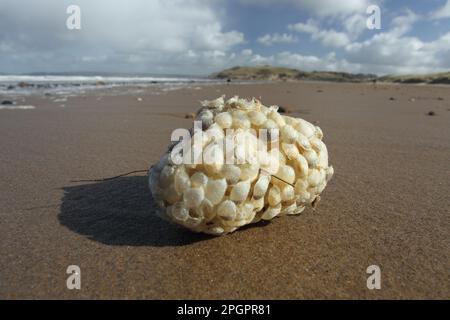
<box><xmin>211</xmin><ymin>65</ymin><xmax>450</xmax><ymax>84</ymax></box>
<box><xmin>211</xmin><ymin>65</ymin><xmax>376</xmax><ymax>82</ymax></box>
<box><xmin>379</xmin><ymin>72</ymin><xmax>450</xmax><ymax>84</ymax></box>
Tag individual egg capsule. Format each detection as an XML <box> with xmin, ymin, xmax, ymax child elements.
<box><xmin>205</xmin><ymin>123</ymin><xmax>225</xmax><ymax>142</ymax></box>
<box><xmin>275</xmin><ymin>165</ymin><xmax>296</xmax><ymax>185</ymax></box>
<box><xmin>253</xmin><ymin>174</ymin><xmax>271</xmax><ymax>199</ymax></box>
<box><xmin>310</xmin><ymin>138</ymin><xmax>328</xmax><ymax>168</ymax></box>
<box><xmin>234</xmin><ymin>135</ymin><xmax>258</xmax><ymax>165</ymax></box>
<box><xmin>257</xmin><ymin>148</ymin><xmax>270</xmax><ymax>167</ymax></box>
<box><xmin>183</xmin><ymin>187</ymin><xmax>205</xmax><ymax>209</ymax></box>
<box><xmin>260</xmin><ymin>152</ymin><xmax>280</xmax><ymax>176</ymax></box>
<box><xmin>236</xmin><ymin>202</ymin><xmax>255</xmax><ymax>222</ymax></box>
<box><xmin>296</xmin><ymin>190</ymin><xmax>311</xmax><ymax>204</ymax></box>
<box><xmin>206</xmin><ymin>226</ymin><xmax>225</xmax><ymax>236</ymax></box>
<box><xmin>310</xmin><ymin>137</ymin><xmax>326</xmax><ymax>153</ymax></box>
<box><xmin>167</xmin><ymin>203</ymin><xmax>189</xmax><ymax>222</ymax></box>
<box><xmin>268</xmin><ymin>148</ymin><xmax>286</xmax><ymax>167</ymax></box>
<box><xmin>294</xmin><ymin>178</ymin><xmax>308</xmax><ymax>195</ymax></box>
<box><xmin>281</xmin><ymin>202</ymin><xmax>297</xmax><ymax>215</ymax></box>
<box><xmin>174</xmin><ymin>167</ymin><xmax>191</xmax><ymax>194</ymax></box>
<box><xmin>215</xmin><ymin>112</ymin><xmax>233</xmax><ymax>129</ymax></box>
<box><xmin>296</xmin><ymin>133</ymin><xmax>311</xmax><ymax>151</ymax></box>
<box><xmin>197</xmin><ymin>109</ymin><xmax>214</xmax><ymax>129</ymax></box>
<box><xmin>281</xmin><ymin>143</ymin><xmax>300</xmax><ymax>160</ymax></box>
<box><xmin>232</xmin><ymin>111</ymin><xmax>251</xmax><ymax>129</ymax></box>
<box><xmin>303</xmin><ymin>148</ymin><xmax>318</xmax><ymax>167</ymax></box>
<box><xmin>251</xmin><ymin>196</ymin><xmax>265</xmax><ymax>212</ymax></box>
<box><xmin>262</xmin><ymin>119</ymin><xmax>278</xmax><ymax>130</ymax></box>
<box><xmin>268</xmin><ymin>185</ymin><xmax>281</xmax><ymax>207</ymax></box>
<box><xmin>240</xmin><ymin>163</ymin><xmax>260</xmax><ymax>181</ymax></box>
<box><xmin>221</xmin><ymin>164</ymin><xmax>241</xmax><ymax>184</ymax></box>
<box><xmin>202</xmin><ymin>143</ymin><xmax>224</xmax><ymax>175</ymax></box>
<box><xmin>247</xmin><ymin>110</ymin><xmax>267</xmax><ymax>126</ymax></box>
<box><xmin>192</xmin><ymin>130</ymin><xmax>209</xmax><ymax>147</ymax></box>
<box><xmin>307</xmin><ymin>169</ymin><xmax>323</xmax><ymax>187</ymax></box>
<box><xmin>230</xmin><ymin>180</ymin><xmax>251</xmax><ymax>203</ymax></box>
<box><xmin>261</xmin><ymin>203</ymin><xmax>282</xmax><ymax>220</ymax></box>
<box><xmin>205</xmin><ymin>178</ymin><xmax>227</xmax><ymax>205</ymax></box>
<box><xmin>281</xmin><ymin>184</ymin><xmax>295</xmax><ymax>202</ymax></box>
<box><xmin>283</xmin><ymin>115</ymin><xmax>295</xmax><ymax>126</ymax></box>
<box><xmin>268</xmin><ymin>109</ymin><xmax>286</xmax><ymax>127</ymax></box>
<box><xmin>183</xmin><ymin>215</ymin><xmax>202</xmax><ymax>229</ymax></box>
<box><xmin>280</xmin><ymin>125</ymin><xmax>298</xmax><ymax>143</ymax></box>
<box><xmin>190</xmin><ymin>171</ymin><xmax>208</xmax><ymax>188</ymax></box>
<box><xmin>217</xmin><ymin>200</ymin><xmax>237</xmax><ymax>221</ymax></box>
<box><xmin>164</xmin><ymin>184</ymin><xmax>182</xmax><ymax>204</ymax></box>
<box><xmin>194</xmin><ymin>199</ymin><xmax>215</xmax><ymax>222</ymax></box>
<box><xmin>159</xmin><ymin>165</ymin><xmax>175</xmax><ymax>188</ymax></box>
<box><xmin>292</xmin><ymin>154</ymin><xmax>309</xmax><ymax>178</ymax></box>
<box><xmin>294</xmin><ymin>118</ymin><xmax>316</xmax><ymax>138</ymax></box>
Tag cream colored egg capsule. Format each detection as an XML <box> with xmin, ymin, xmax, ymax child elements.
<box><xmin>149</xmin><ymin>96</ymin><xmax>334</xmax><ymax>235</ymax></box>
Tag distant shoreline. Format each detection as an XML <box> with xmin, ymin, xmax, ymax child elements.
<box><xmin>1</xmin><ymin>66</ymin><xmax>449</xmax><ymax>97</ymax></box>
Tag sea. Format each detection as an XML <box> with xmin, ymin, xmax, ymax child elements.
<box><xmin>0</xmin><ymin>74</ymin><xmax>225</xmax><ymax>96</ymax></box>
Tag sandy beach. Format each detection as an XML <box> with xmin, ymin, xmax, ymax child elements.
<box><xmin>0</xmin><ymin>81</ymin><xmax>449</xmax><ymax>299</ymax></box>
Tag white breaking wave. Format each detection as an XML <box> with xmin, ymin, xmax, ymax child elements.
<box><xmin>0</xmin><ymin>75</ymin><xmax>210</xmax><ymax>84</ymax></box>
<box><xmin>0</xmin><ymin>105</ymin><xmax>35</xmax><ymax>110</ymax></box>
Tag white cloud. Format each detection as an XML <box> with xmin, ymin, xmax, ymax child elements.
<box><xmin>344</xmin><ymin>11</ymin><xmax>450</xmax><ymax>74</ymax></box>
<box><xmin>257</xmin><ymin>33</ymin><xmax>298</xmax><ymax>46</ymax></box>
<box><xmin>0</xmin><ymin>0</ymin><xmax>449</xmax><ymax>76</ymax></box>
<box><xmin>431</xmin><ymin>0</ymin><xmax>450</xmax><ymax>19</ymax></box>
<box><xmin>0</xmin><ymin>0</ymin><xmax>244</xmax><ymax>74</ymax></box>
<box><xmin>390</xmin><ymin>9</ymin><xmax>420</xmax><ymax>36</ymax></box>
<box><xmin>288</xmin><ymin>20</ymin><xmax>351</xmax><ymax>47</ymax></box>
<box><xmin>342</xmin><ymin>13</ymin><xmax>367</xmax><ymax>37</ymax></box>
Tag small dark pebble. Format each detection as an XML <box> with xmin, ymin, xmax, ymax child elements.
<box><xmin>427</xmin><ymin>111</ymin><xmax>435</xmax><ymax>116</ymax></box>
<box><xmin>1</xmin><ymin>100</ymin><xmax>13</xmax><ymax>105</ymax></box>
<box><xmin>389</xmin><ymin>97</ymin><xmax>395</xmax><ymax>101</ymax></box>
<box><xmin>316</xmin><ymin>89</ymin><xmax>323</xmax><ymax>93</ymax></box>
<box><xmin>437</xmin><ymin>97</ymin><xmax>444</xmax><ymax>101</ymax></box>
<box><xmin>278</xmin><ymin>106</ymin><xmax>287</xmax><ymax>113</ymax></box>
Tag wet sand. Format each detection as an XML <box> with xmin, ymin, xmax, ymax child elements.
<box><xmin>0</xmin><ymin>82</ymin><xmax>449</xmax><ymax>299</ymax></box>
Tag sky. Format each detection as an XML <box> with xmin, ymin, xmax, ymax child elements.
<box><xmin>0</xmin><ymin>0</ymin><xmax>450</xmax><ymax>76</ymax></box>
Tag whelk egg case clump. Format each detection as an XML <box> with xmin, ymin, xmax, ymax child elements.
<box><xmin>149</xmin><ymin>96</ymin><xmax>334</xmax><ymax>235</ymax></box>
